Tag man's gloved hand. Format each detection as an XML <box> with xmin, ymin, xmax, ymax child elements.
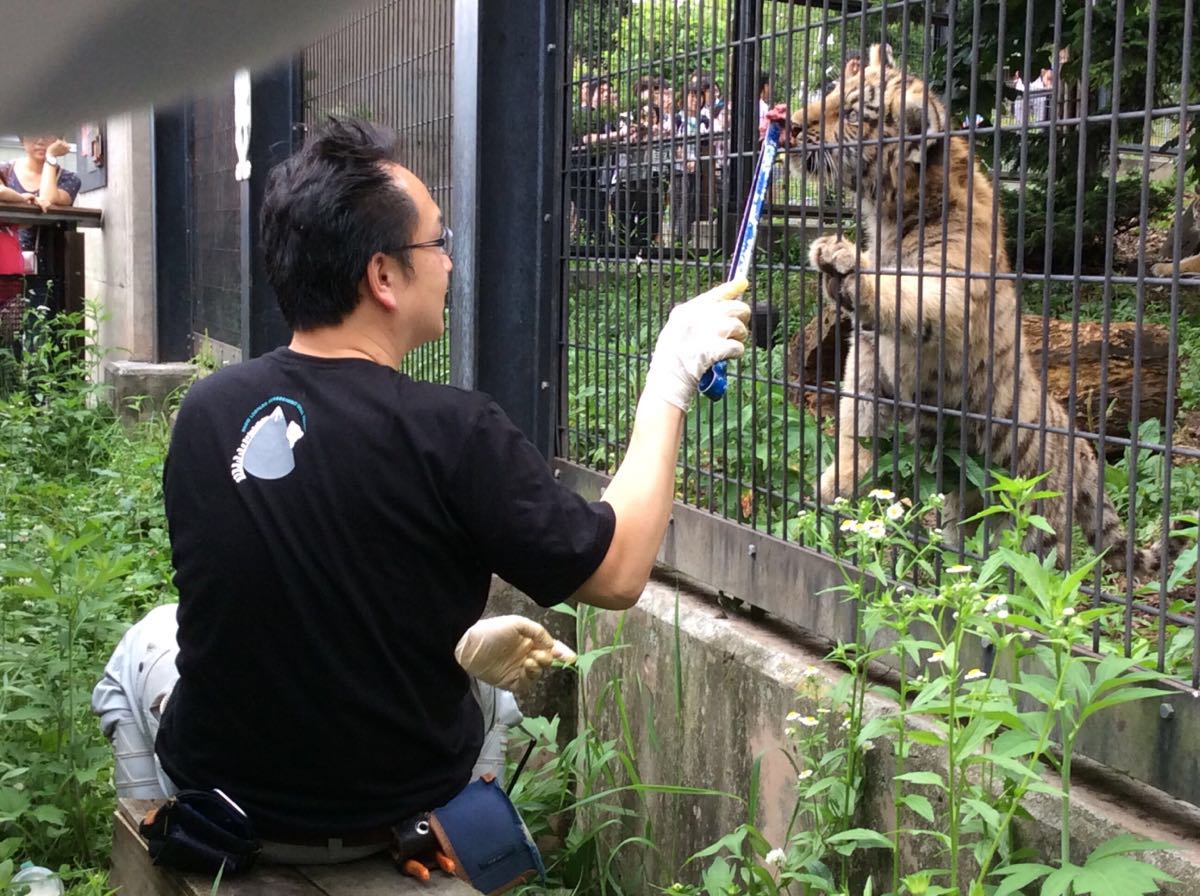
<box><xmin>454</xmin><ymin>616</ymin><xmax>577</xmax><ymax>691</ymax></box>
<box><xmin>644</xmin><ymin>279</ymin><xmax>752</xmax><ymax>412</ymax></box>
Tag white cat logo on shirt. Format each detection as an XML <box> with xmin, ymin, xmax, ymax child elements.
<box><xmin>231</xmin><ymin>403</ymin><xmax>306</xmax><ymax>483</ymax></box>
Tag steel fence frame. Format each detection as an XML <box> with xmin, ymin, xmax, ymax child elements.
<box><xmin>559</xmin><ymin>0</ymin><xmax>1200</xmax><ymax>806</ymax></box>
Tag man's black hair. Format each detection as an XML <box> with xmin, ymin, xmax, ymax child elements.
<box><xmin>260</xmin><ymin>118</ymin><xmax>418</xmax><ymax>331</ymax></box>
<box><xmin>758</xmin><ymin>71</ymin><xmax>771</xmax><ymax>93</ymax></box>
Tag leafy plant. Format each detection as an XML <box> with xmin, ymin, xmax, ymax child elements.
<box><xmin>0</xmin><ymin>308</ymin><xmax>176</xmax><ymax>891</ymax></box>
<box><xmin>783</xmin><ymin>479</ymin><xmax>1175</xmax><ymax>896</ymax></box>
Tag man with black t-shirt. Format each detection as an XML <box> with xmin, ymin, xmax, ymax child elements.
<box><xmin>93</xmin><ymin>119</ymin><xmax>750</xmax><ymax>864</ymax></box>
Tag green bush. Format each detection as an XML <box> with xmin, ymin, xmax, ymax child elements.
<box><xmin>0</xmin><ymin>309</ymin><xmax>177</xmax><ymax>893</ymax></box>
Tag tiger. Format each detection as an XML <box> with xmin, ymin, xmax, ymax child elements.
<box><xmin>1153</xmin><ymin>254</ymin><xmax>1200</xmax><ymax>277</ymax></box>
<box><xmin>793</xmin><ymin>43</ymin><xmax>1185</xmax><ymax>578</ymax></box>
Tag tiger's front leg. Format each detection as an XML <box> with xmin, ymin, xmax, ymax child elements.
<box><xmin>810</xmin><ymin>235</ymin><xmax>880</xmax><ymax>504</ymax></box>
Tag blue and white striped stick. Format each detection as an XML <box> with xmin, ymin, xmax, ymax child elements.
<box><xmin>698</xmin><ymin>106</ymin><xmax>788</xmax><ymax>400</ymax></box>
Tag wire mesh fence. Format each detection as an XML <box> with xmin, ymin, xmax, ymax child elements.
<box><xmin>190</xmin><ymin>87</ymin><xmax>243</xmax><ymax>348</ymax></box>
<box><xmin>301</xmin><ymin>0</ymin><xmax>454</xmax><ymax>383</ymax></box>
<box><xmin>561</xmin><ymin>0</ymin><xmax>1199</xmax><ymax>699</ymax></box>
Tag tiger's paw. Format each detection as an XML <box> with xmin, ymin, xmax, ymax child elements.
<box><xmin>808</xmin><ymin>235</ymin><xmax>858</xmax><ymax>277</ymax></box>
<box><xmin>809</xmin><ymin>236</ymin><xmax>859</xmax><ymax>311</ymax></box>
<box><xmin>816</xmin><ymin>464</ymin><xmax>844</xmax><ymax>506</ymax></box>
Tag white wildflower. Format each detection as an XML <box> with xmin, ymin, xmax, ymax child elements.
<box><xmin>868</xmin><ymin>488</ymin><xmax>896</xmax><ymax>501</ymax></box>
<box><xmin>1062</xmin><ymin>607</ymin><xmax>1076</xmax><ymax>618</ymax></box>
<box><xmin>861</xmin><ymin>740</ymin><xmax>876</xmax><ymax>752</ymax></box>
<box><xmin>996</xmin><ymin>609</ymin><xmax>1009</xmax><ymax>620</ymax></box>
<box><xmin>798</xmin><ymin>715</ymin><xmax>819</xmax><ymax>728</ymax></box>
<box><xmin>802</xmin><ymin>666</ymin><xmax>822</xmax><ymax>679</ymax></box>
<box><xmin>964</xmin><ymin>668</ymin><xmax>986</xmax><ymax>682</ymax></box>
<box><xmin>863</xmin><ymin>520</ymin><xmax>887</xmax><ymax>540</ymax></box>
<box><xmin>786</xmin><ymin>711</ymin><xmax>803</xmax><ymax>722</ymax></box>
<box><xmin>930</xmin><ymin>492</ymin><xmax>946</xmax><ymax>508</ymax></box>
<box><xmin>946</xmin><ymin>564</ymin><xmax>972</xmax><ymax>575</ymax></box>
<box><xmin>929</xmin><ymin>651</ymin><xmax>945</xmax><ymax>664</ymax></box>
<box><xmin>832</xmin><ymin>496</ymin><xmax>849</xmax><ymax>507</ymax></box>
<box><xmin>797</xmin><ymin>769</ymin><xmax>814</xmax><ymax>781</ymax></box>
<box><xmin>886</xmin><ymin>502</ymin><xmax>905</xmax><ymax>521</ymax></box>
<box><xmin>765</xmin><ymin>848</ymin><xmax>786</xmax><ymax>867</ymax></box>
<box><xmin>784</xmin><ymin>726</ymin><xmax>796</xmax><ymax>738</ymax></box>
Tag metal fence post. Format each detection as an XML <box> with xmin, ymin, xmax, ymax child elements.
<box><xmin>451</xmin><ymin>0</ymin><xmax>478</xmax><ymax>390</ymax></box>
<box><xmin>722</xmin><ymin>0</ymin><xmax>763</xmax><ymax>256</ymax></box>
<box><xmin>153</xmin><ymin>105</ymin><xmax>192</xmax><ymax>363</ymax></box>
<box><xmin>463</xmin><ymin>0</ymin><xmax>565</xmax><ymax>457</ymax></box>
<box><xmin>243</xmin><ymin>60</ymin><xmax>301</xmax><ymax>359</ymax></box>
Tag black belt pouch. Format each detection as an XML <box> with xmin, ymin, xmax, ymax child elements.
<box><xmin>139</xmin><ymin>789</ymin><xmax>261</xmax><ymax>875</ymax></box>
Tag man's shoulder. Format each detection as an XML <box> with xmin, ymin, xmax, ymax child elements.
<box><xmin>401</xmin><ymin>380</ymin><xmax>498</xmax><ymax>429</ymax></box>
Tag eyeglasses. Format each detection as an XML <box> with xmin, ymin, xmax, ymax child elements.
<box><xmin>395</xmin><ymin>225</ymin><xmax>452</xmax><ymax>258</ymax></box>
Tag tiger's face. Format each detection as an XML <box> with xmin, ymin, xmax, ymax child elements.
<box><xmin>792</xmin><ymin>44</ymin><xmax>947</xmax><ymax>197</ymax></box>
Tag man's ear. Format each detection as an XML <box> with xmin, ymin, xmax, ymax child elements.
<box><xmin>363</xmin><ymin>252</ymin><xmax>401</xmax><ymax>311</ymax></box>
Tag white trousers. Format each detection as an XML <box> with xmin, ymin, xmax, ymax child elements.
<box><xmin>92</xmin><ymin>603</ymin><xmax>523</xmax><ymax>863</ymax></box>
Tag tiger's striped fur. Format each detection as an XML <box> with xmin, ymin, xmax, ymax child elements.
<box><xmin>795</xmin><ymin>44</ymin><xmax>1182</xmax><ymax>577</ymax></box>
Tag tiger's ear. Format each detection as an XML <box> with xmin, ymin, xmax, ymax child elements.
<box><xmin>899</xmin><ymin>80</ymin><xmax>945</xmax><ymax>167</ymax></box>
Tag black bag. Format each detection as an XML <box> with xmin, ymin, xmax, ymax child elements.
<box><xmin>139</xmin><ymin>788</ymin><xmax>261</xmax><ymax>875</ymax></box>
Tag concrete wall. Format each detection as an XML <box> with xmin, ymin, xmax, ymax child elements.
<box><xmin>82</xmin><ymin>110</ymin><xmax>157</xmax><ymax>365</ymax></box>
<box><xmin>487</xmin><ymin>578</ymin><xmax>1200</xmax><ymax>892</ymax></box>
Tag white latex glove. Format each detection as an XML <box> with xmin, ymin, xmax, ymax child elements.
<box><xmin>644</xmin><ymin>278</ymin><xmax>752</xmax><ymax>412</ymax></box>
<box><xmin>454</xmin><ymin>615</ymin><xmax>577</xmax><ymax>691</ymax></box>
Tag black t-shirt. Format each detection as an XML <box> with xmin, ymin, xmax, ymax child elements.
<box><xmin>155</xmin><ymin>348</ymin><xmax>615</xmax><ymax>836</ymax></box>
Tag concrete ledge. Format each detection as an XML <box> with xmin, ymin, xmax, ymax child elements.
<box><xmin>581</xmin><ymin>579</ymin><xmax>1200</xmax><ymax>892</ymax></box>
<box><xmin>103</xmin><ymin>360</ymin><xmax>197</xmax><ymax>423</ymax></box>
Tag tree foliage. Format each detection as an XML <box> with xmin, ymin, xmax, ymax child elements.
<box><xmin>927</xmin><ymin>0</ymin><xmax>1195</xmax><ymax>271</ymax></box>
